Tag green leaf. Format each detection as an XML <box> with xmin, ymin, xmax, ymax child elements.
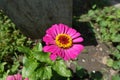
<box><xmin>79</xmin><ymin>15</ymin><xmax>91</xmax><ymax>22</ymax></box>
<box><xmin>110</xmin><ymin>27</ymin><xmax>117</xmax><ymax>34</ymax></box>
<box><xmin>112</xmin><ymin>35</ymin><xmax>120</xmax><ymax>42</ymax></box>
<box><xmin>0</xmin><ymin>70</ymin><xmax>9</xmax><ymax>80</ymax></box>
<box><xmin>117</xmin><ymin>45</ymin><xmax>120</xmax><ymax>50</ymax></box>
<box><xmin>88</xmin><ymin>10</ymin><xmax>95</xmax><ymax>17</ymax></box>
<box><xmin>92</xmin><ymin>5</ymin><xmax>96</xmax><ymax>9</ymax></box>
<box><xmin>53</xmin><ymin>60</ymin><xmax>71</xmax><ymax>77</ymax></box>
<box><xmin>96</xmin><ymin>17</ymin><xmax>102</xmax><ymax>22</ymax></box>
<box><xmin>51</xmin><ymin>70</ymin><xmax>68</xmax><ymax>80</ymax></box>
<box><xmin>32</xmin><ymin>43</ymin><xmax>42</xmax><ymax>51</ymax></box>
<box><xmin>32</xmin><ymin>51</ymin><xmax>53</xmax><ymax>64</ymax></box>
<box><xmin>99</xmin><ymin>21</ymin><xmax>107</xmax><ymax>27</ymax></box>
<box><xmin>11</xmin><ymin>61</ymin><xmax>19</xmax><ymax>72</ymax></box>
<box><xmin>113</xmin><ymin>49</ymin><xmax>120</xmax><ymax>59</ymax></box>
<box><xmin>36</xmin><ymin>66</ymin><xmax>52</xmax><ymax>80</ymax></box>
<box><xmin>107</xmin><ymin>59</ymin><xmax>113</xmax><ymax>67</ymax></box>
<box><xmin>28</xmin><ymin>73</ymin><xmax>37</xmax><ymax>80</ymax></box>
<box><xmin>17</xmin><ymin>46</ymin><xmax>31</xmax><ymax>55</ymax></box>
<box><xmin>0</xmin><ymin>62</ymin><xmax>6</xmax><ymax>72</ymax></box>
<box><xmin>113</xmin><ymin>61</ymin><xmax>120</xmax><ymax>69</ymax></box>
<box><xmin>112</xmin><ymin>74</ymin><xmax>120</xmax><ymax>80</ymax></box>
<box><xmin>22</xmin><ymin>57</ymin><xmax>38</xmax><ymax>77</ymax></box>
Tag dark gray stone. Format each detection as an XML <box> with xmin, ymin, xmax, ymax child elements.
<box><xmin>0</xmin><ymin>0</ymin><xmax>72</xmax><ymax>39</ymax></box>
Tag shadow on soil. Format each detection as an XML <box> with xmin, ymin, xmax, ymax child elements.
<box><xmin>73</xmin><ymin>20</ymin><xmax>98</xmax><ymax>46</ymax></box>
<box><xmin>71</xmin><ymin>68</ymin><xmax>103</xmax><ymax>80</ymax></box>
<box><xmin>51</xmin><ymin>68</ymin><xmax>103</xmax><ymax>80</ymax></box>
<box><xmin>72</xmin><ymin>0</ymin><xmax>110</xmax><ymax>46</ymax></box>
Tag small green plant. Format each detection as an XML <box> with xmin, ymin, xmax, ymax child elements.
<box><xmin>0</xmin><ymin>10</ymin><xmax>32</xmax><ymax>79</ymax></box>
<box><xmin>0</xmin><ymin>10</ymin><xmax>32</xmax><ymax>60</ymax></box>
<box><xmin>112</xmin><ymin>74</ymin><xmax>120</xmax><ymax>80</ymax></box>
<box><xmin>79</xmin><ymin>6</ymin><xmax>120</xmax><ymax>77</ymax></box>
<box><xmin>0</xmin><ymin>62</ymin><xmax>8</xmax><ymax>80</ymax></box>
<box><xmin>18</xmin><ymin>43</ymin><xmax>72</xmax><ymax>80</ymax></box>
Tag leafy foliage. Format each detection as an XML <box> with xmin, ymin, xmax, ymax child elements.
<box><xmin>0</xmin><ymin>10</ymin><xmax>32</xmax><ymax>79</ymax></box>
<box><xmin>0</xmin><ymin>10</ymin><xmax>32</xmax><ymax>60</ymax></box>
<box><xmin>112</xmin><ymin>74</ymin><xmax>120</xmax><ymax>80</ymax></box>
<box><xmin>18</xmin><ymin>43</ymin><xmax>72</xmax><ymax>80</ymax></box>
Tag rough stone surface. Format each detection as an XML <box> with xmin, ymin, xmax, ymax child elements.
<box><xmin>0</xmin><ymin>0</ymin><xmax>72</xmax><ymax>39</ymax></box>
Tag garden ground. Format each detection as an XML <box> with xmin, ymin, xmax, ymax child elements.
<box><xmin>70</xmin><ymin>0</ymin><xmax>120</xmax><ymax>79</ymax></box>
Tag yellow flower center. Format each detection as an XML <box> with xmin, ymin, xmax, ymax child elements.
<box><xmin>55</xmin><ymin>34</ymin><xmax>72</xmax><ymax>48</ymax></box>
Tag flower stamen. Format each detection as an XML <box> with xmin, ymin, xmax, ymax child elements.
<box><xmin>55</xmin><ymin>34</ymin><xmax>72</xmax><ymax>48</ymax></box>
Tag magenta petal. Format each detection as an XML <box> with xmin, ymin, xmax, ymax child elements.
<box><xmin>14</xmin><ymin>74</ymin><xmax>22</xmax><ymax>80</ymax></box>
<box><xmin>43</xmin><ymin>45</ymin><xmax>57</xmax><ymax>53</ymax></box>
<box><xmin>43</xmin><ymin>34</ymin><xmax>55</xmax><ymax>45</ymax></box>
<box><xmin>67</xmin><ymin>49</ymin><xmax>78</xmax><ymax>59</ymax></box>
<box><xmin>43</xmin><ymin>46</ymin><xmax>49</xmax><ymax>52</ymax></box>
<box><xmin>73</xmin><ymin>37</ymin><xmax>84</xmax><ymax>43</ymax></box>
<box><xmin>71</xmin><ymin>32</ymin><xmax>80</xmax><ymax>39</ymax></box>
<box><xmin>56</xmin><ymin>26</ymin><xmax>60</xmax><ymax>34</ymax></box>
<box><xmin>55</xmin><ymin>47</ymin><xmax>61</xmax><ymax>56</ymax></box>
<box><xmin>46</xmin><ymin>26</ymin><xmax>56</xmax><ymax>38</ymax></box>
<box><xmin>72</xmin><ymin>44</ymin><xmax>84</xmax><ymax>53</ymax></box>
<box><xmin>57</xmin><ymin>48</ymin><xmax>62</xmax><ymax>57</ymax></box>
<box><xmin>59</xmin><ymin>23</ymin><xmax>65</xmax><ymax>33</ymax></box>
<box><xmin>67</xmin><ymin>28</ymin><xmax>77</xmax><ymax>37</ymax></box>
<box><xmin>43</xmin><ymin>34</ymin><xmax>53</xmax><ymax>41</ymax></box>
<box><xmin>6</xmin><ymin>75</ymin><xmax>15</xmax><ymax>80</ymax></box>
<box><xmin>66</xmin><ymin>44</ymin><xmax>84</xmax><ymax>59</ymax></box>
<box><xmin>52</xmin><ymin>24</ymin><xmax>58</xmax><ymax>36</ymax></box>
<box><xmin>63</xmin><ymin>50</ymin><xmax>70</xmax><ymax>60</ymax></box>
<box><xmin>56</xmin><ymin>23</ymin><xmax>64</xmax><ymax>34</ymax></box>
<box><xmin>64</xmin><ymin>25</ymin><xmax>69</xmax><ymax>34</ymax></box>
<box><xmin>60</xmin><ymin>49</ymin><xmax>65</xmax><ymax>59</ymax></box>
<box><xmin>50</xmin><ymin>53</ymin><xmax>57</xmax><ymax>60</ymax></box>
<box><xmin>24</xmin><ymin>78</ymin><xmax>29</xmax><ymax>80</ymax></box>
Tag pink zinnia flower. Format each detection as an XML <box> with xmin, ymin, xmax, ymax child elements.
<box><xmin>43</xmin><ymin>23</ymin><xmax>84</xmax><ymax>60</ymax></box>
<box><xmin>14</xmin><ymin>74</ymin><xmax>22</xmax><ymax>80</ymax></box>
<box><xmin>6</xmin><ymin>74</ymin><xmax>29</xmax><ymax>80</ymax></box>
<box><xmin>6</xmin><ymin>75</ymin><xmax>15</xmax><ymax>80</ymax></box>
